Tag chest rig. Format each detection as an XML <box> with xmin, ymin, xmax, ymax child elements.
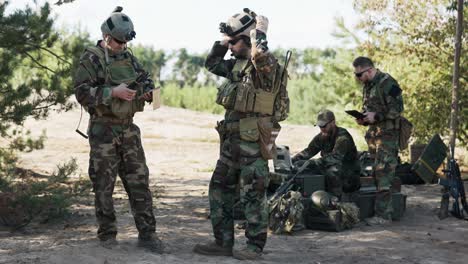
<box><xmin>362</xmin><ymin>73</ymin><xmax>390</xmax><ymax>114</ymax></box>
<box><xmin>86</xmin><ymin>46</ymin><xmax>145</xmax><ymax>119</ymax></box>
<box><xmin>215</xmin><ymin>58</ymin><xmax>280</xmax><ymax>116</ymax></box>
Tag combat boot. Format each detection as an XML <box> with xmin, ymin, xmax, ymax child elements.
<box><xmin>193</xmin><ymin>241</ymin><xmax>233</xmax><ymax>256</ymax></box>
<box><xmin>138</xmin><ymin>233</ymin><xmax>164</xmax><ymax>254</ymax></box>
<box><xmin>100</xmin><ymin>237</ymin><xmax>118</xmax><ymax>249</ymax></box>
<box><xmin>232</xmin><ymin>245</ymin><xmax>262</xmax><ymax>260</ymax></box>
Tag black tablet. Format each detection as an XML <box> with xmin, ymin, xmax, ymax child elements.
<box><xmin>345</xmin><ymin>110</ymin><xmax>365</xmax><ymax>119</ymax></box>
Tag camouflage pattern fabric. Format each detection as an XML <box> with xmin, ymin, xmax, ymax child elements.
<box><xmin>88</xmin><ymin>122</ymin><xmax>155</xmax><ymax>240</ymax></box>
<box><xmin>74</xmin><ymin>42</ymin><xmax>156</xmax><ymax>240</ymax></box>
<box><xmin>205</xmin><ymin>39</ymin><xmax>280</xmax><ymax>252</ymax></box>
<box><xmin>362</xmin><ymin>70</ymin><xmax>403</xmax><ymax>220</ymax></box>
<box><xmin>268</xmin><ymin>191</ymin><xmax>304</xmax><ymax>234</ymax></box>
<box><xmin>292</xmin><ymin>127</ymin><xmax>361</xmax><ymax>196</ymax></box>
<box><xmin>74</xmin><ymin>41</ymin><xmax>154</xmax><ymax>116</ymax></box>
<box><xmin>337</xmin><ymin>202</ymin><xmax>360</xmax><ymax>229</ymax></box>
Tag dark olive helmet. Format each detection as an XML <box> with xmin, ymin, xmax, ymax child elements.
<box><xmin>101</xmin><ymin>6</ymin><xmax>136</xmax><ymax>42</ymax></box>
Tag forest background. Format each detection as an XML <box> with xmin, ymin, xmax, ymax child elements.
<box><xmin>0</xmin><ymin>0</ymin><xmax>466</xmax><ymax>222</ymax></box>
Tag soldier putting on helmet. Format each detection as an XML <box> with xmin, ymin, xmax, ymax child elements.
<box><xmin>291</xmin><ymin>109</ymin><xmax>361</xmax><ymax>200</ymax></box>
<box><xmin>193</xmin><ymin>8</ymin><xmax>290</xmax><ymax>260</ymax></box>
<box><xmin>74</xmin><ymin>7</ymin><xmax>162</xmax><ymax>253</ymax></box>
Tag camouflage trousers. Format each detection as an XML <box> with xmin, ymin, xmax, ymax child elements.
<box><xmin>366</xmin><ymin>127</ymin><xmax>399</xmax><ymax>220</ymax></box>
<box><xmin>88</xmin><ymin>122</ymin><xmax>156</xmax><ymax>240</ymax></box>
<box><xmin>209</xmin><ymin>130</ymin><xmax>269</xmax><ymax>251</ymax></box>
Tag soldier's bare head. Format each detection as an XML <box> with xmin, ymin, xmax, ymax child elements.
<box><xmin>353</xmin><ymin>56</ymin><xmax>376</xmax><ymax>83</ymax></box>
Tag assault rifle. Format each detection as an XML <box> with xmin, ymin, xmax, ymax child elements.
<box><xmin>128</xmin><ymin>71</ymin><xmax>149</xmax><ymax>90</ymax></box>
<box><xmin>438</xmin><ymin>149</ymin><xmax>468</xmax><ymax>219</ymax></box>
<box><xmin>268</xmin><ymin>160</ymin><xmax>311</xmax><ymax>204</ymax></box>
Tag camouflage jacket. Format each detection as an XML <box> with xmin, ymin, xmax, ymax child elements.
<box><xmin>362</xmin><ymin>70</ymin><xmax>403</xmax><ymax>129</ymax></box>
<box><xmin>293</xmin><ymin>127</ymin><xmax>359</xmax><ymax>168</ymax></box>
<box><xmin>205</xmin><ymin>37</ymin><xmax>279</xmax><ymax>121</ymax></box>
<box><xmin>74</xmin><ymin>41</ymin><xmax>154</xmax><ymax>117</ymax></box>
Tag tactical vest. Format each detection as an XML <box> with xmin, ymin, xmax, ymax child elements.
<box><xmin>362</xmin><ymin>73</ymin><xmax>390</xmax><ymax>114</ymax></box>
<box><xmin>86</xmin><ymin>46</ymin><xmax>145</xmax><ymax>119</ymax></box>
<box><xmin>215</xmin><ymin>58</ymin><xmax>289</xmax><ymax>121</ymax></box>
<box><xmin>363</xmin><ymin>73</ymin><xmax>401</xmax><ymax>130</ymax></box>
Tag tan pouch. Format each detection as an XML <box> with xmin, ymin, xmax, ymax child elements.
<box><xmin>253</xmin><ymin>90</ymin><xmax>276</xmax><ymax>115</ymax></box>
<box><xmin>239</xmin><ymin>117</ymin><xmax>259</xmax><ymax>142</ymax></box>
<box><xmin>257</xmin><ymin>117</ymin><xmax>281</xmax><ymax>159</ymax></box>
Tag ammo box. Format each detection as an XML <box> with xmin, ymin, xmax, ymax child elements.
<box><xmin>301</xmin><ymin>198</ymin><xmax>344</xmax><ymax>232</ymax></box>
<box><xmin>411</xmin><ymin>134</ymin><xmax>447</xmax><ymax>183</ymax></box>
<box><xmin>294</xmin><ymin>174</ymin><xmax>325</xmax><ymax>198</ymax></box>
<box><xmin>358</xmin><ymin>188</ymin><xmax>407</xmax><ymax>220</ymax></box>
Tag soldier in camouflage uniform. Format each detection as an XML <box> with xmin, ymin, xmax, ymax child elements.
<box><xmin>291</xmin><ymin>109</ymin><xmax>361</xmax><ymax>197</ymax></box>
<box><xmin>352</xmin><ymin>56</ymin><xmax>403</xmax><ymax>224</ymax></box>
<box><xmin>74</xmin><ymin>7</ymin><xmax>162</xmax><ymax>252</ymax></box>
<box><xmin>193</xmin><ymin>9</ymin><xmax>288</xmax><ymax>260</ymax></box>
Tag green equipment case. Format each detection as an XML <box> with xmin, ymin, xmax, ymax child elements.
<box><xmin>294</xmin><ymin>174</ymin><xmax>326</xmax><ymax>198</ymax></box>
<box><xmin>411</xmin><ymin>134</ymin><xmax>447</xmax><ymax>183</ymax></box>
<box><xmin>301</xmin><ymin>198</ymin><xmax>344</xmax><ymax>232</ymax></box>
<box><xmin>358</xmin><ymin>186</ymin><xmax>407</xmax><ymax>220</ymax></box>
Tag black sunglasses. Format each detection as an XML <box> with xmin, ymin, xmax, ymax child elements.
<box><xmin>113</xmin><ymin>37</ymin><xmax>127</xmax><ymax>45</ymax></box>
<box><xmin>318</xmin><ymin>121</ymin><xmax>331</xmax><ymax>128</ymax></box>
<box><xmin>354</xmin><ymin>68</ymin><xmax>371</xmax><ymax>78</ymax></box>
<box><xmin>228</xmin><ymin>37</ymin><xmax>242</xmax><ymax>45</ymax></box>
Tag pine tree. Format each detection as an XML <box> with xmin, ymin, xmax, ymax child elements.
<box><xmin>0</xmin><ymin>1</ymin><xmax>90</xmax><ymax>178</ymax></box>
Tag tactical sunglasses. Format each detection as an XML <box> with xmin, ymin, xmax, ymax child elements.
<box><xmin>318</xmin><ymin>121</ymin><xmax>331</xmax><ymax>129</ymax></box>
<box><xmin>113</xmin><ymin>37</ymin><xmax>127</xmax><ymax>45</ymax></box>
<box><xmin>354</xmin><ymin>68</ymin><xmax>372</xmax><ymax>78</ymax></box>
<box><xmin>228</xmin><ymin>37</ymin><xmax>243</xmax><ymax>45</ymax></box>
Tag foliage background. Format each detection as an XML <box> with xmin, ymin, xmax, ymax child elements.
<box><xmin>0</xmin><ymin>0</ymin><xmax>466</xmax><ymax>223</ymax></box>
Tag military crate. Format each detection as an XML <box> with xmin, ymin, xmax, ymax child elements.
<box><xmin>301</xmin><ymin>198</ymin><xmax>344</xmax><ymax>232</ymax></box>
<box><xmin>411</xmin><ymin>134</ymin><xmax>447</xmax><ymax>184</ymax></box>
<box><xmin>358</xmin><ymin>191</ymin><xmax>407</xmax><ymax>220</ymax></box>
<box><xmin>294</xmin><ymin>174</ymin><xmax>325</xmax><ymax>198</ymax></box>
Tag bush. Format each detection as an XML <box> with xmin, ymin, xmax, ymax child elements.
<box><xmin>0</xmin><ymin>158</ymin><xmax>91</xmax><ymax>228</ymax></box>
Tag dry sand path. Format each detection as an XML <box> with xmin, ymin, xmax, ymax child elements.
<box><xmin>1</xmin><ymin>105</ymin><xmax>467</xmax><ymax>264</ymax></box>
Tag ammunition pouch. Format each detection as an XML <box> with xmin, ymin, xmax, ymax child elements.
<box><xmin>85</xmin><ymin>46</ymin><xmax>145</xmax><ymax>119</ymax></box>
<box><xmin>216</xmin><ymin>59</ymin><xmax>286</xmax><ymax>118</ymax></box>
<box><xmin>377</xmin><ymin>116</ymin><xmax>412</xmax><ymax>150</ymax></box>
<box><xmin>398</xmin><ymin>116</ymin><xmax>413</xmax><ymax>150</ymax></box>
<box><xmin>239</xmin><ymin>117</ymin><xmax>259</xmax><ymax>142</ymax></box>
<box><xmin>216</xmin><ymin>81</ymin><xmax>238</xmax><ymax>109</ymax></box>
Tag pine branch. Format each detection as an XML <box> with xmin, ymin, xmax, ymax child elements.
<box><xmin>25</xmin><ymin>43</ymin><xmax>71</xmax><ymax>65</ymax></box>
<box><xmin>23</xmin><ymin>52</ymin><xmax>57</xmax><ymax>74</ymax></box>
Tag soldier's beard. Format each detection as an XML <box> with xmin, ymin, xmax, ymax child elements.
<box><xmin>231</xmin><ymin>47</ymin><xmax>251</xmax><ymax>60</ymax></box>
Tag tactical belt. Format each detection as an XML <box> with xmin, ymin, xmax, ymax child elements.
<box><xmin>91</xmin><ymin>116</ymin><xmax>133</xmax><ymax>125</ymax></box>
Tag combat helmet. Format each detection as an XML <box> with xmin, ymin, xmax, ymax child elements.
<box><xmin>219</xmin><ymin>8</ymin><xmax>256</xmax><ymax>37</ymax></box>
<box><xmin>311</xmin><ymin>190</ymin><xmax>338</xmax><ymax>211</ymax></box>
<box><xmin>101</xmin><ymin>6</ymin><xmax>136</xmax><ymax>43</ymax></box>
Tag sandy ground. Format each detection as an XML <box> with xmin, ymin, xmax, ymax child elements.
<box><xmin>1</xmin><ymin>104</ymin><xmax>467</xmax><ymax>264</ymax></box>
